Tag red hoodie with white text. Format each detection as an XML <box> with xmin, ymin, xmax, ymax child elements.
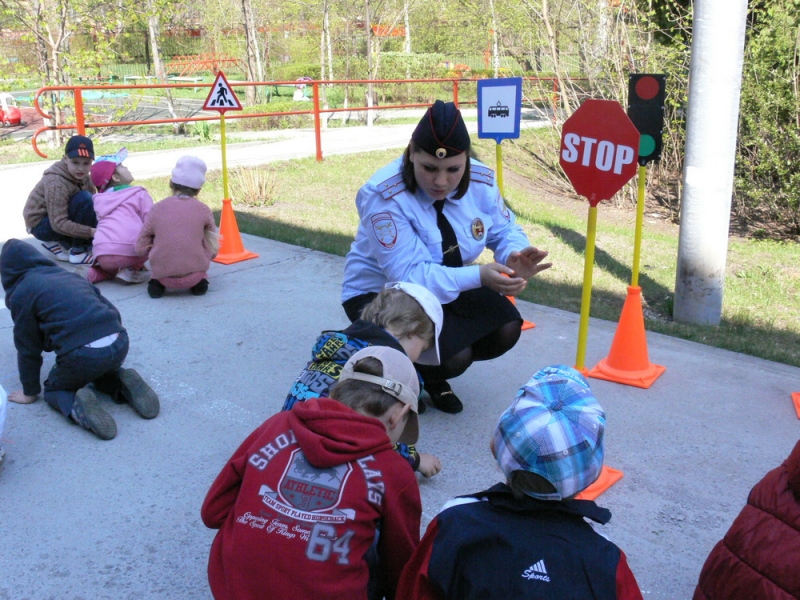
<box><xmin>201</xmin><ymin>397</ymin><xmax>421</xmax><ymax>600</ymax></box>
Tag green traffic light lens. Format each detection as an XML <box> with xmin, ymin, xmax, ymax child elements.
<box><xmin>639</xmin><ymin>134</ymin><xmax>656</xmax><ymax>157</ymax></box>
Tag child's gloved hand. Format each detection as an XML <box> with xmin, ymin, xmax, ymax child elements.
<box><xmin>417</xmin><ymin>452</ymin><xmax>442</xmax><ymax>478</ymax></box>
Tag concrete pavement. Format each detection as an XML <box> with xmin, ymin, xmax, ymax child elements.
<box><xmin>1</xmin><ymin>122</ymin><xmax>799</xmax><ymax>599</ymax></box>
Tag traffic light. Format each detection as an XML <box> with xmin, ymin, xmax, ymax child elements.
<box><xmin>627</xmin><ymin>74</ymin><xmax>666</xmax><ymax>165</ymax></box>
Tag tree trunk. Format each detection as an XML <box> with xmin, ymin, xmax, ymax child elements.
<box><xmin>489</xmin><ymin>0</ymin><xmax>499</xmax><ymax>77</ymax></box>
<box><xmin>541</xmin><ymin>0</ymin><xmax>572</xmax><ymax>117</ymax></box>
<box><xmin>146</xmin><ymin>3</ymin><xmax>183</xmax><ymax>133</ymax></box>
<box><xmin>241</xmin><ymin>0</ymin><xmax>263</xmax><ymax>105</ymax></box>
<box><xmin>365</xmin><ymin>0</ymin><xmax>375</xmax><ymax>127</ymax></box>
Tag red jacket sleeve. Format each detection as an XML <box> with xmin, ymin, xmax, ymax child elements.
<box><xmin>378</xmin><ymin>464</ymin><xmax>422</xmax><ymax>600</ymax></box>
<box><xmin>200</xmin><ymin>427</ymin><xmax>262</xmax><ymax>529</ymax></box>
<box><xmin>616</xmin><ymin>550</ymin><xmax>644</xmax><ymax>600</ymax></box>
<box><xmin>396</xmin><ymin>516</ymin><xmax>444</xmax><ymax>600</ymax></box>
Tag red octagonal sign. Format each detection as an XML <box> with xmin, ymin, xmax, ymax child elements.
<box><xmin>559</xmin><ymin>99</ymin><xmax>640</xmax><ymax>206</ymax></box>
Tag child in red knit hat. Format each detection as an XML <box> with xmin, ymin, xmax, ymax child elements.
<box><xmin>135</xmin><ymin>156</ymin><xmax>218</xmax><ymax>298</ymax></box>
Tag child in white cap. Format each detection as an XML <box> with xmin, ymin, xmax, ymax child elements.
<box><xmin>203</xmin><ymin>346</ymin><xmax>422</xmax><ymax>600</ymax></box>
<box><xmin>397</xmin><ymin>365</ymin><xmax>643</xmax><ymax>600</ymax></box>
<box><xmin>283</xmin><ymin>281</ymin><xmax>444</xmax><ymax>478</ymax></box>
<box><xmin>88</xmin><ymin>148</ymin><xmax>153</xmax><ymax>284</ymax></box>
<box><xmin>136</xmin><ymin>156</ymin><xmax>218</xmax><ymax>298</ymax></box>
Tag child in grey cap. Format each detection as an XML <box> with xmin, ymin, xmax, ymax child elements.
<box><xmin>397</xmin><ymin>365</ymin><xmax>643</xmax><ymax>600</ymax></box>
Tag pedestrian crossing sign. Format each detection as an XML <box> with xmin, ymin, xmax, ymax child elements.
<box><xmin>203</xmin><ymin>71</ymin><xmax>243</xmax><ymax>112</ymax></box>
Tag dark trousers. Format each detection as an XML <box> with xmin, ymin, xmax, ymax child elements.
<box><xmin>44</xmin><ymin>331</ymin><xmax>129</xmax><ymax>416</ymax></box>
<box><xmin>30</xmin><ymin>190</ymin><xmax>97</xmax><ymax>249</ymax></box>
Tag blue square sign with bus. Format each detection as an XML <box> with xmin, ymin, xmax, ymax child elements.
<box><xmin>477</xmin><ymin>77</ymin><xmax>522</xmax><ymax>142</ymax></box>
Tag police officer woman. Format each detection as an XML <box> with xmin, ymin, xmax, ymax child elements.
<box><xmin>341</xmin><ymin>100</ymin><xmax>551</xmax><ymax>414</ymax></box>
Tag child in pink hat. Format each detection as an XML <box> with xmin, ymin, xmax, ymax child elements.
<box><xmin>135</xmin><ymin>156</ymin><xmax>218</xmax><ymax>298</ymax></box>
<box><xmin>88</xmin><ymin>148</ymin><xmax>153</xmax><ymax>284</ymax></box>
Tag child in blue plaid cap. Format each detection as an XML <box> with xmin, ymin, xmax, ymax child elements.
<box><xmin>397</xmin><ymin>365</ymin><xmax>643</xmax><ymax>600</ymax></box>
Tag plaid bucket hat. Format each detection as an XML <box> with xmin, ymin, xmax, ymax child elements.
<box><xmin>493</xmin><ymin>365</ymin><xmax>605</xmax><ymax>500</ymax></box>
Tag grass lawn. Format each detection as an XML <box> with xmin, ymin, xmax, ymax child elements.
<box><xmin>137</xmin><ymin>134</ymin><xmax>800</xmax><ymax>369</ymax></box>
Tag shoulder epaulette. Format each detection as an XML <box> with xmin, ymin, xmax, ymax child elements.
<box><xmin>377</xmin><ymin>173</ymin><xmax>407</xmax><ymax>200</ymax></box>
<box><xmin>470</xmin><ymin>163</ymin><xmax>495</xmax><ymax>186</ymax></box>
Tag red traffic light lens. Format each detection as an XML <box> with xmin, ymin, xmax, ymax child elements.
<box><xmin>635</xmin><ymin>76</ymin><xmax>661</xmax><ymax>101</ymax></box>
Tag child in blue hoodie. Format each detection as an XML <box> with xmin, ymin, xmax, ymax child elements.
<box><xmin>0</xmin><ymin>239</ymin><xmax>159</xmax><ymax>440</ymax></box>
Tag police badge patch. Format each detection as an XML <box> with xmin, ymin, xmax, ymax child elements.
<box><xmin>498</xmin><ymin>196</ymin><xmax>511</xmax><ymax>220</ymax></box>
<box><xmin>371</xmin><ymin>212</ymin><xmax>398</xmax><ymax>249</ymax></box>
<box><xmin>471</xmin><ymin>218</ymin><xmax>485</xmax><ymax>241</ymax></box>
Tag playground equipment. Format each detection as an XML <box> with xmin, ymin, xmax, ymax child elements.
<box><xmin>0</xmin><ymin>93</ymin><xmax>22</xmax><ymax>127</ymax></box>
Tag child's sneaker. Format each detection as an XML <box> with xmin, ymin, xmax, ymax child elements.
<box><xmin>190</xmin><ymin>279</ymin><xmax>209</xmax><ymax>296</ymax></box>
<box><xmin>70</xmin><ymin>388</ymin><xmax>116</xmax><ymax>440</ymax></box>
<box><xmin>148</xmin><ymin>279</ymin><xmax>166</xmax><ymax>298</ymax></box>
<box><xmin>42</xmin><ymin>242</ymin><xmax>70</xmax><ymax>262</ymax></box>
<box><xmin>68</xmin><ymin>247</ymin><xmax>93</xmax><ymax>265</ymax></box>
<box><xmin>116</xmin><ymin>266</ymin><xmax>150</xmax><ymax>284</ymax></box>
<box><xmin>118</xmin><ymin>368</ymin><xmax>160</xmax><ymax>419</ymax></box>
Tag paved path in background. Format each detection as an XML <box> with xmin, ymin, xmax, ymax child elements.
<box><xmin>0</xmin><ymin>119</ymin><xmax>799</xmax><ymax>599</ymax></box>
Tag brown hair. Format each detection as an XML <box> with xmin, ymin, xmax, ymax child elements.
<box><xmin>401</xmin><ymin>142</ymin><xmax>472</xmax><ymax>200</ymax></box>
<box><xmin>169</xmin><ymin>181</ymin><xmax>201</xmax><ymax>197</ymax></box>
<box><xmin>360</xmin><ymin>287</ymin><xmax>434</xmax><ymax>348</ymax></box>
<box><xmin>509</xmin><ymin>471</ymin><xmax>560</xmax><ymax>500</ymax></box>
<box><xmin>329</xmin><ymin>357</ymin><xmax>399</xmax><ymax>417</ymax></box>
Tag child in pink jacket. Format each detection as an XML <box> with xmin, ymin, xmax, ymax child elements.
<box><xmin>88</xmin><ymin>148</ymin><xmax>153</xmax><ymax>284</ymax></box>
<box><xmin>136</xmin><ymin>156</ymin><xmax>217</xmax><ymax>298</ymax></box>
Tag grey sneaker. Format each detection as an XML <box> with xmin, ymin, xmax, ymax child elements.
<box><xmin>70</xmin><ymin>388</ymin><xmax>117</xmax><ymax>440</ymax></box>
<box><xmin>118</xmin><ymin>369</ymin><xmax>160</xmax><ymax>419</ymax></box>
<box><xmin>0</xmin><ymin>442</ymin><xmax>5</xmax><ymax>468</ymax></box>
<box><xmin>116</xmin><ymin>266</ymin><xmax>150</xmax><ymax>284</ymax></box>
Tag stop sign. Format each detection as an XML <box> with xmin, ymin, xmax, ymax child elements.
<box><xmin>559</xmin><ymin>99</ymin><xmax>640</xmax><ymax>206</ymax></box>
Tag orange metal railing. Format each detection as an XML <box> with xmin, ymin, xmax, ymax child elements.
<box><xmin>31</xmin><ymin>76</ymin><xmax>561</xmax><ymax>160</ymax></box>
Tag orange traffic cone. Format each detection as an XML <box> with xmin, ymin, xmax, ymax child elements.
<box><xmin>506</xmin><ymin>294</ymin><xmax>536</xmax><ymax>330</ymax></box>
<box><xmin>214</xmin><ymin>198</ymin><xmax>259</xmax><ymax>265</ymax></box>
<box><xmin>575</xmin><ymin>465</ymin><xmax>624</xmax><ymax>501</ymax></box>
<box><xmin>588</xmin><ymin>286</ymin><xmax>665</xmax><ymax>388</ymax></box>
<box><xmin>792</xmin><ymin>392</ymin><xmax>800</xmax><ymax>419</ymax></box>
<box><xmin>501</xmin><ymin>274</ymin><xmax>535</xmax><ymax>330</ymax></box>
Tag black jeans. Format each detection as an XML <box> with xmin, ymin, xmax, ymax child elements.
<box><xmin>44</xmin><ymin>331</ymin><xmax>129</xmax><ymax>416</ymax></box>
<box><xmin>30</xmin><ymin>190</ymin><xmax>97</xmax><ymax>249</ymax></box>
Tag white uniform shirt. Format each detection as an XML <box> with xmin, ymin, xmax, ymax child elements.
<box><xmin>342</xmin><ymin>156</ymin><xmax>530</xmax><ymax>304</ymax></box>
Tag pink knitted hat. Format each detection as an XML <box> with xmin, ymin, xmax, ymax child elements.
<box><xmin>171</xmin><ymin>156</ymin><xmax>207</xmax><ymax>189</ymax></box>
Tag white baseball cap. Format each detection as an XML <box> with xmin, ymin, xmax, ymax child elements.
<box><xmin>385</xmin><ymin>281</ymin><xmax>443</xmax><ymax>366</ymax></box>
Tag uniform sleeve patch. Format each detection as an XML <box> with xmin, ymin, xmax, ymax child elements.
<box><xmin>470</xmin><ymin>164</ymin><xmax>495</xmax><ymax>186</ymax></box>
<box><xmin>371</xmin><ymin>212</ymin><xmax>398</xmax><ymax>249</ymax></box>
<box><xmin>378</xmin><ymin>173</ymin><xmax>407</xmax><ymax>200</ymax></box>
<box><xmin>498</xmin><ymin>195</ymin><xmax>511</xmax><ymax>220</ymax></box>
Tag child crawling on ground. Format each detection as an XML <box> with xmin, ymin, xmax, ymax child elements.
<box><xmin>283</xmin><ymin>281</ymin><xmax>443</xmax><ymax>477</ymax></box>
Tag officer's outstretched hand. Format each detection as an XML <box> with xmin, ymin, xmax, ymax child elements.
<box><xmin>506</xmin><ymin>247</ymin><xmax>551</xmax><ymax>281</ymax></box>
<box><xmin>480</xmin><ymin>262</ymin><xmax>527</xmax><ymax>296</ymax></box>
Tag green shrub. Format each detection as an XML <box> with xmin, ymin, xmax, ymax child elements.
<box><xmin>228</xmin><ymin>100</ymin><xmax>314</xmax><ymax>131</ymax></box>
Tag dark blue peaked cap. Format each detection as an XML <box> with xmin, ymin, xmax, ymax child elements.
<box><xmin>411</xmin><ymin>100</ymin><xmax>470</xmax><ymax>159</ymax></box>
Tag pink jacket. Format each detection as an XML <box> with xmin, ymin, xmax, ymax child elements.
<box><xmin>135</xmin><ymin>195</ymin><xmax>216</xmax><ymax>280</ymax></box>
<box><xmin>92</xmin><ymin>186</ymin><xmax>153</xmax><ymax>258</ymax></box>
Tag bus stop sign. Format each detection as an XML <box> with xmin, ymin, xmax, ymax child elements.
<box><xmin>559</xmin><ymin>99</ymin><xmax>640</xmax><ymax>206</ymax></box>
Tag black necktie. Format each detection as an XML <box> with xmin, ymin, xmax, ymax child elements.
<box><xmin>433</xmin><ymin>200</ymin><xmax>463</xmax><ymax>267</ymax></box>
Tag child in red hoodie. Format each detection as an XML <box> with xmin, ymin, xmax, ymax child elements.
<box><xmin>202</xmin><ymin>346</ymin><xmax>422</xmax><ymax>600</ymax></box>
